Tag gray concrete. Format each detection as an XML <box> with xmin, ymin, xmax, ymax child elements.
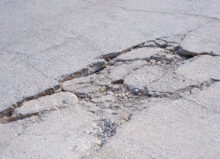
<box><xmin>0</xmin><ymin>92</ymin><xmax>99</xmax><ymax>159</ymax></box>
<box><xmin>0</xmin><ymin>52</ymin><xmax>58</xmax><ymax>112</ymax></box>
<box><xmin>0</xmin><ymin>0</ymin><xmax>220</xmax><ymax>158</ymax></box>
<box><xmin>1</xmin><ymin>0</ymin><xmax>220</xmax><ymax>111</ymax></box>
<box><xmin>89</xmin><ymin>99</ymin><xmax>220</xmax><ymax>159</ymax></box>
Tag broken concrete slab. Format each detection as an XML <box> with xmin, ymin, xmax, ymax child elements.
<box><xmin>124</xmin><ymin>65</ymin><xmax>165</xmax><ymax>89</ymax></box>
<box><xmin>1</xmin><ymin>33</ymin><xmax>219</xmax><ymax>158</ymax></box>
<box><xmin>123</xmin><ymin>61</ymin><xmax>193</xmax><ymax>95</ymax></box>
<box><xmin>0</xmin><ymin>0</ymin><xmax>220</xmax><ymax>158</ymax></box>
<box><xmin>0</xmin><ymin>0</ymin><xmax>216</xmax><ymax>112</ymax></box>
<box><xmin>108</xmin><ymin>61</ymin><xmax>146</xmax><ymax>82</ymax></box>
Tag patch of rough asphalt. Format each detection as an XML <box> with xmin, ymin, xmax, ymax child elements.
<box><xmin>0</xmin><ymin>37</ymin><xmax>220</xmax><ymax>158</ymax></box>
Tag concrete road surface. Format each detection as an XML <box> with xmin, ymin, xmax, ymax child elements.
<box><xmin>0</xmin><ymin>0</ymin><xmax>220</xmax><ymax>159</ymax></box>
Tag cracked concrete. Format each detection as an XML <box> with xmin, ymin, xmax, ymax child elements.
<box><xmin>1</xmin><ymin>0</ymin><xmax>220</xmax><ymax>159</ymax></box>
<box><xmin>88</xmin><ymin>99</ymin><xmax>220</xmax><ymax>159</ymax></box>
<box><xmin>1</xmin><ymin>35</ymin><xmax>220</xmax><ymax>158</ymax></box>
<box><xmin>0</xmin><ymin>52</ymin><xmax>58</xmax><ymax>112</ymax></box>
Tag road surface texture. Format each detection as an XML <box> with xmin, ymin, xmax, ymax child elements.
<box><xmin>0</xmin><ymin>0</ymin><xmax>220</xmax><ymax>159</ymax></box>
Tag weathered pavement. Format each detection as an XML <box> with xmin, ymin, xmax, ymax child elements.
<box><xmin>0</xmin><ymin>0</ymin><xmax>220</xmax><ymax>159</ymax></box>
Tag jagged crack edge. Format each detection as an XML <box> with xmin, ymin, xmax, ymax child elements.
<box><xmin>1</xmin><ymin>38</ymin><xmax>218</xmax><ymax>121</ymax></box>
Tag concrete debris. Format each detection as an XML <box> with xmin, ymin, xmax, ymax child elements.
<box><xmin>1</xmin><ymin>36</ymin><xmax>220</xmax><ymax>158</ymax></box>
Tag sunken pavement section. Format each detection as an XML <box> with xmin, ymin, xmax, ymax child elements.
<box><xmin>0</xmin><ymin>36</ymin><xmax>220</xmax><ymax>159</ymax></box>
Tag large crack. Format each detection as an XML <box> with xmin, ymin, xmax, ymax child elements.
<box><xmin>69</xmin><ymin>77</ymin><xmax>220</xmax><ymax>149</ymax></box>
<box><xmin>0</xmin><ymin>37</ymin><xmax>218</xmax><ymax>120</ymax></box>
<box><xmin>0</xmin><ymin>85</ymin><xmax>61</xmax><ymax>119</ymax></box>
<box><xmin>1</xmin><ymin>37</ymin><xmax>219</xmax><ymax>150</ymax></box>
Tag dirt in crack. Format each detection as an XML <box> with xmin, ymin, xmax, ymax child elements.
<box><xmin>0</xmin><ymin>37</ymin><xmax>219</xmax><ymax>150</ymax></box>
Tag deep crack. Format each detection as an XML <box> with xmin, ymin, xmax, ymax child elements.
<box><xmin>1</xmin><ymin>37</ymin><xmax>219</xmax><ymax>140</ymax></box>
